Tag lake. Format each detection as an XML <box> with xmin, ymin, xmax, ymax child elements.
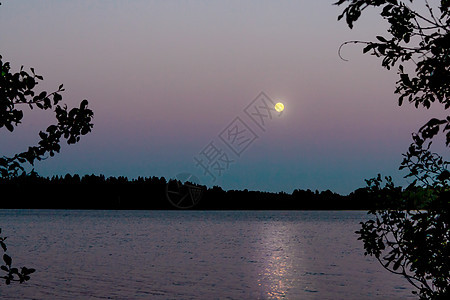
<box><xmin>0</xmin><ymin>210</ymin><xmax>415</xmax><ymax>299</ymax></box>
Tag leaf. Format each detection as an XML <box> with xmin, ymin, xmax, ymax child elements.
<box><xmin>3</xmin><ymin>254</ymin><xmax>11</xmax><ymax>266</ymax></box>
<box><xmin>376</xmin><ymin>36</ymin><xmax>387</xmax><ymax>42</ymax></box>
<box><xmin>53</xmin><ymin>93</ymin><xmax>62</xmax><ymax>104</ymax></box>
<box><xmin>5</xmin><ymin>123</ymin><xmax>14</xmax><ymax>132</ymax></box>
<box><xmin>26</xmin><ymin>77</ymin><xmax>36</xmax><ymax>89</ymax></box>
<box><xmin>334</xmin><ymin>0</ymin><xmax>347</xmax><ymax>5</ymax></box>
<box><xmin>363</xmin><ymin>44</ymin><xmax>374</xmax><ymax>53</ymax></box>
<box><xmin>24</xmin><ymin>268</ymin><xmax>35</xmax><ymax>275</ymax></box>
<box><xmin>80</xmin><ymin>99</ymin><xmax>88</xmax><ymax>110</ymax></box>
<box><xmin>382</xmin><ymin>4</ymin><xmax>393</xmax><ymax>16</ymax></box>
<box><xmin>0</xmin><ymin>241</ymin><xmax>6</xmax><ymax>252</ymax></box>
<box><xmin>38</xmin><ymin>91</ymin><xmax>47</xmax><ymax>99</ymax></box>
<box><xmin>39</xmin><ymin>131</ymin><xmax>47</xmax><ymax>140</ymax></box>
<box><xmin>44</xmin><ymin>97</ymin><xmax>51</xmax><ymax>107</ymax></box>
<box><xmin>404</xmin><ymin>34</ymin><xmax>410</xmax><ymax>43</ymax></box>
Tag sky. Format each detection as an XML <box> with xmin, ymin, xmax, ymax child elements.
<box><xmin>1</xmin><ymin>0</ymin><xmax>448</xmax><ymax>195</ymax></box>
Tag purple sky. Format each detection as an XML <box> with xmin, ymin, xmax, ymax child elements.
<box><xmin>1</xmin><ymin>0</ymin><xmax>447</xmax><ymax>194</ymax></box>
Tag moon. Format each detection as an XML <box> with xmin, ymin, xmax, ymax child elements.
<box><xmin>274</xmin><ymin>102</ymin><xmax>284</xmax><ymax>112</ymax></box>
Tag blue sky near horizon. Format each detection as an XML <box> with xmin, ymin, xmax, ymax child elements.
<box><xmin>1</xmin><ymin>0</ymin><xmax>448</xmax><ymax>195</ymax></box>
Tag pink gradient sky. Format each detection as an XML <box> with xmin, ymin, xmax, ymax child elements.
<box><xmin>1</xmin><ymin>0</ymin><xmax>447</xmax><ymax>194</ymax></box>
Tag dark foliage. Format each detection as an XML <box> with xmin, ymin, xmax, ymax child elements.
<box><xmin>0</xmin><ymin>228</ymin><xmax>35</xmax><ymax>285</ymax></box>
<box><xmin>336</xmin><ymin>1</ymin><xmax>450</xmax><ymax>298</ymax></box>
<box><xmin>1</xmin><ymin>24</ymin><xmax>93</xmax><ymax>285</ymax></box>
<box><xmin>0</xmin><ymin>55</ymin><xmax>94</xmax><ymax>178</ymax></box>
<box><xmin>357</xmin><ymin>175</ymin><xmax>449</xmax><ymax>299</ymax></box>
<box><xmin>336</xmin><ymin>0</ymin><xmax>450</xmax><ymax>145</ymax></box>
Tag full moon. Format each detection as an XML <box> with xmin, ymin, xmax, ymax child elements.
<box><xmin>274</xmin><ymin>102</ymin><xmax>284</xmax><ymax>112</ymax></box>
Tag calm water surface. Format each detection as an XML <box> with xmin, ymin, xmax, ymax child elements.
<box><xmin>0</xmin><ymin>210</ymin><xmax>414</xmax><ymax>299</ymax></box>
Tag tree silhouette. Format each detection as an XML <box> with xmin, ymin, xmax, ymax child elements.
<box><xmin>0</xmin><ymin>55</ymin><xmax>94</xmax><ymax>177</ymax></box>
<box><xmin>0</xmin><ymin>229</ymin><xmax>35</xmax><ymax>285</ymax></box>
<box><xmin>0</xmin><ymin>52</ymin><xmax>93</xmax><ymax>284</ymax></box>
<box><xmin>336</xmin><ymin>1</ymin><xmax>449</xmax><ymax>298</ymax></box>
<box><xmin>0</xmin><ymin>54</ymin><xmax>93</xmax><ymax>284</ymax></box>
<box><xmin>1</xmin><ymin>1</ymin><xmax>94</xmax><ymax>284</ymax></box>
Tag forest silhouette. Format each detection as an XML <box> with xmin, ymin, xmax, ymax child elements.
<box><xmin>0</xmin><ymin>172</ymin><xmax>427</xmax><ymax>210</ymax></box>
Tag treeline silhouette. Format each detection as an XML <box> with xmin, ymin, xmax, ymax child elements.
<box><xmin>0</xmin><ymin>173</ymin><xmax>410</xmax><ymax>210</ymax></box>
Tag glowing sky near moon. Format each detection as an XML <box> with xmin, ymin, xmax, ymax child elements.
<box><xmin>1</xmin><ymin>0</ymin><xmax>447</xmax><ymax>194</ymax></box>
